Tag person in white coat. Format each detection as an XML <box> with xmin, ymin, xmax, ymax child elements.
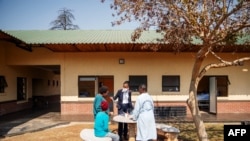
<box><xmin>132</xmin><ymin>84</ymin><xmax>157</xmax><ymax>141</ymax></box>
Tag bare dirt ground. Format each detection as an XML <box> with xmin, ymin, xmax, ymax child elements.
<box><xmin>1</xmin><ymin>123</ymin><xmax>97</xmax><ymax>141</ymax></box>
<box><xmin>1</xmin><ymin>122</ymin><xmax>224</xmax><ymax>141</ymax></box>
<box><xmin>2</xmin><ymin>123</ymin><xmax>93</xmax><ymax>141</ymax></box>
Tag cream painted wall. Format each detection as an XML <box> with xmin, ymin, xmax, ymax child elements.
<box><xmin>63</xmin><ymin>52</ymin><xmax>195</xmax><ymax>97</ymax></box>
<box><xmin>201</xmin><ymin>53</ymin><xmax>250</xmax><ymax>95</ymax></box>
<box><xmin>0</xmin><ymin>42</ymin><xmax>60</xmax><ymax>102</ymax></box>
<box><xmin>32</xmin><ymin>73</ymin><xmax>60</xmax><ymax>96</ymax></box>
<box><xmin>0</xmin><ymin>65</ymin><xmax>60</xmax><ymax>102</ymax></box>
<box><xmin>62</xmin><ymin>51</ymin><xmax>250</xmax><ymax>102</ymax></box>
<box><xmin>2</xmin><ymin>41</ymin><xmax>250</xmax><ymax>103</ymax></box>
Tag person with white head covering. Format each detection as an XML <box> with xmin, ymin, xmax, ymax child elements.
<box><xmin>132</xmin><ymin>84</ymin><xmax>157</xmax><ymax>141</ymax></box>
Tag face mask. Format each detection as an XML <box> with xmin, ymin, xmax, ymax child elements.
<box><xmin>122</xmin><ymin>88</ymin><xmax>128</xmax><ymax>92</ymax></box>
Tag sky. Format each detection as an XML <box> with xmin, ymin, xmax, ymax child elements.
<box><xmin>0</xmin><ymin>0</ymin><xmax>139</xmax><ymax>30</ymax></box>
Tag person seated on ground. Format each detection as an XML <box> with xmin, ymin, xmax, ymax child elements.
<box><xmin>94</xmin><ymin>100</ymin><xmax>120</xmax><ymax>141</ymax></box>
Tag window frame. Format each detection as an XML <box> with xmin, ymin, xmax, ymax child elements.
<box><xmin>129</xmin><ymin>75</ymin><xmax>147</xmax><ymax>92</ymax></box>
<box><xmin>78</xmin><ymin>75</ymin><xmax>114</xmax><ymax>98</ymax></box>
<box><xmin>162</xmin><ymin>75</ymin><xmax>180</xmax><ymax>92</ymax></box>
<box><xmin>78</xmin><ymin>76</ymin><xmax>97</xmax><ymax>98</ymax></box>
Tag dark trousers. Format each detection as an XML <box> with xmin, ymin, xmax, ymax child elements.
<box><xmin>118</xmin><ymin>103</ymin><xmax>130</xmax><ymax>139</ymax></box>
<box><xmin>118</xmin><ymin>122</ymin><xmax>128</xmax><ymax>138</ymax></box>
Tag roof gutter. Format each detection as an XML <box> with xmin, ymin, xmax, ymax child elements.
<box><xmin>15</xmin><ymin>42</ymin><xmax>32</xmax><ymax>52</ymax></box>
<box><xmin>0</xmin><ymin>30</ymin><xmax>32</xmax><ymax>52</ymax></box>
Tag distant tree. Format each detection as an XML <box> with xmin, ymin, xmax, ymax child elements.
<box><xmin>102</xmin><ymin>0</ymin><xmax>250</xmax><ymax>141</ymax></box>
<box><xmin>50</xmin><ymin>8</ymin><xmax>79</xmax><ymax>30</ymax></box>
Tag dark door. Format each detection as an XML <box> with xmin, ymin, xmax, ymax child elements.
<box><xmin>17</xmin><ymin>77</ymin><xmax>27</xmax><ymax>101</ymax></box>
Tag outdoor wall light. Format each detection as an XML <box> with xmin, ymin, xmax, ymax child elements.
<box><xmin>119</xmin><ymin>58</ymin><xmax>125</xmax><ymax>64</ymax></box>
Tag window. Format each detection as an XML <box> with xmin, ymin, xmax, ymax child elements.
<box><xmin>162</xmin><ymin>75</ymin><xmax>180</xmax><ymax>92</ymax></box>
<box><xmin>17</xmin><ymin>77</ymin><xmax>27</xmax><ymax>101</ymax></box>
<box><xmin>0</xmin><ymin>76</ymin><xmax>8</xmax><ymax>93</ymax></box>
<box><xmin>129</xmin><ymin>75</ymin><xmax>147</xmax><ymax>91</ymax></box>
<box><xmin>78</xmin><ymin>76</ymin><xmax>114</xmax><ymax>97</ymax></box>
<box><xmin>217</xmin><ymin>76</ymin><xmax>229</xmax><ymax>96</ymax></box>
<box><xmin>78</xmin><ymin>77</ymin><xmax>96</xmax><ymax>97</ymax></box>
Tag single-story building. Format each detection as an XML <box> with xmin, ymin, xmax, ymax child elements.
<box><xmin>0</xmin><ymin>30</ymin><xmax>250</xmax><ymax>116</ymax></box>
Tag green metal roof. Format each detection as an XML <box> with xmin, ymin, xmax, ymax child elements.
<box><xmin>1</xmin><ymin>30</ymin><xmax>249</xmax><ymax>46</ymax></box>
<box><xmin>2</xmin><ymin>30</ymin><xmax>164</xmax><ymax>44</ymax></box>
<box><xmin>236</xmin><ymin>35</ymin><xmax>250</xmax><ymax>45</ymax></box>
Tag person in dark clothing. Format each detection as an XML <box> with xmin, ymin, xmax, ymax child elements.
<box><xmin>113</xmin><ymin>81</ymin><xmax>133</xmax><ymax>141</ymax></box>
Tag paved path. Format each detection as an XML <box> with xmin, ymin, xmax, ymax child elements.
<box><xmin>0</xmin><ymin>112</ymin><xmax>69</xmax><ymax>137</ymax></box>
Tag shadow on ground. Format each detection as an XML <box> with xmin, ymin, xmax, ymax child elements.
<box><xmin>0</xmin><ymin>103</ymin><xmax>69</xmax><ymax>138</ymax></box>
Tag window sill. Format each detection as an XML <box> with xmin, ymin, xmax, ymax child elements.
<box><xmin>78</xmin><ymin>97</ymin><xmax>95</xmax><ymax>101</ymax></box>
<box><xmin>17</xmin><ymin>100</ymin><xmax>28</xmax><ymax>104</ymax></box>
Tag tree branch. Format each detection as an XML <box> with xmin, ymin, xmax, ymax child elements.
<box><xmin>208</xmin><ymin>1</ymin><xmax>244</xmax><ymax>38</ymax></box>
<box><xmin>231</xmin><ymin>24</ymin><xmax>250</xmax><ymax>34</ymax></box>
<box><xmin>198</xmin><ymin>56</ymin><xmax>250</xmax><ymax>80</ymax></box>
<box><xmin>170</xmin><ymin>4</ymin><xmax>201</xmax><ymax>37</ymax></box>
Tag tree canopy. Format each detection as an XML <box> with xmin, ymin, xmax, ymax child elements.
<box><xmin>102</xmin><ymin>0</ymin><xmax>250</xmax><ymax>141</ymax></box>
<box><xmin>105</xmin><ymin>0</ymin><xmax>249</xmax><ymax>48</ymax></box>
<box><xmin>50</xmin><ymin>8</ymin><xmax>79</xmax><ymax>30</ymax></box>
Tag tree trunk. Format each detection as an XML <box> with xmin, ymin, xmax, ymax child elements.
<box><xmin>187</xmin><ymin>52</ymin><xmax>209</xmax><ymax>141</ymax></box>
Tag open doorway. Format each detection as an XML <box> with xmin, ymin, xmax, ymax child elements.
<box><xmin>31</xmin><ymin>65</ymin><xmax>61</xmax><ymax>111</ymax></box>
<box><xmin>197</xmin><ymin>75</ymin><xmax>229</xmax><ymax>113</ymax></box>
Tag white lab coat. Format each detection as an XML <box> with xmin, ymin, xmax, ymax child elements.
<box><xmin>132</xmin><ymin>93</ymin><xmax>157</xmax><ymax>141</ymax></box>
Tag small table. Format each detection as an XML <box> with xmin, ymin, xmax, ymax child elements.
<box><xmin>113</xmin><ymin>115</ymin><xmax>137</xmax><ymax>141</ymax></box>
<box><xmin>156</xmin><ymin>123</ymin><xmax>180</xmax><ymax>141</ymax></box>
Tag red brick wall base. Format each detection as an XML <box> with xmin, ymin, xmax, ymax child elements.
<box><xmin>217</xmin><ymin>101</ymin><xmax>250</xmax><ymax>113</ymax></box>
<box><xmin>61</xmin><ymin>101</ymin><xmax>250</xmax><ymax>115</ymax></box>
<box><xmin>61</xmin><ymin>101</ymin><xmax>191</xmax><ymax>115</ymax></box>
<box><xmin>0</xmin><ymin>99</ymin><xmax>33</xmax><ymax>116</ymax></box>
<box><xmin>0</xmin><ymin>95</ymin><xmax>60</xmax><ymax>116</ymax></box>
<box><xmin>61</xmin><ymin>102</ymin><xmax>93</xmax><ymax>115</ymax></box>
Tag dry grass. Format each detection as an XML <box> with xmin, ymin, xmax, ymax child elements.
<box><xmin>173</xmin><ymin>123</ymin><xmax>224</xmax><ymax>141</ymax></box>
<box><xmin>1</xmin><ymin>122</ymin><xmax>224</xmax><ymax>141</ymax></box>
